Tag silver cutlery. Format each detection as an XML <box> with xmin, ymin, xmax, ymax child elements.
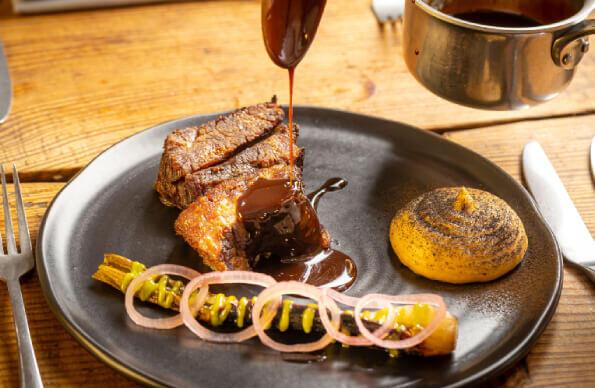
<box><xmin>0</xmin><ymin>42</ymin><xmax>12</xmax><ymax>123</ymax></box>
<box><xmin>371</xmin><ymin>0</ymin><xmax>404</xmax><ymax>23</ymax></box>
<box><xmin>523</xmin><ymin>141</ymin><xmax>595</xmax><ymax>283</ymax></box>
<box><xmin>590</xmin><ymin>137</ymin><xmax>594</xmax><ymax>181</ymax></box>
<box><xmin>0</xmin><ymin>165</ymin><xmax>43</xmax><ymax>387</ymax></box>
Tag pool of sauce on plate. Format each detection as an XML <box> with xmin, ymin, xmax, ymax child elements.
<box><xmin>261</xmin><ymin>249</ymin><xmax>356</xmax><ymax>292</ymax></box>
<box><xmin>261</xmin><ymin>0</ymin><xmax>327</xmax><ymax>184</ymax></box>
<box><xmin>259</xmin><ymin>2</ymin><xmax>353</xmax><ymax>291</ymax></box>
<box><xmin>237</xmin><ymin>177</ymin><xmax>356</xmax><ymax>292</ymax></box>
<box><xmin>452</xmin><ymin>10</ymin><xmax>542</xmax><ymax>27</ymax></box>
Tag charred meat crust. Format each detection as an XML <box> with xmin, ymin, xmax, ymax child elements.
<box><xmin>156</xmin><ymin>100</ymin><xmax>284</xmax><ymax>200</ymax></box>
<box><xmin>174</xmin><ymin>164</ymin><xmax>304</xmax><ymax>271</ymax></box>
<box><xmin>161</xmin><ymin>124</ymin><xmax>301</xmax><ymax>209</ymax></box>
<box><xmin>159</xmin><ymin>100</ymin><xmax>328</xmax><ymax>273</ymax></box>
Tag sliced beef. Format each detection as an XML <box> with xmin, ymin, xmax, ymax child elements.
<box><xmin>174</xmin><ymin>164</ymin><xmax>305</xmax><ymax>271</ymax></box>
<box><xmin>158</xmin><ymin>100</ymin><xmax>330</xmax><ymax>273</ymax></box>
<box><xmin>156</xmin><ymin>99</ymin><xmax>284</xmax><ymax>192</ymax></box>
<box><xmin>159</xmin><ymin>124</ymin><xmax>302</xmax><ymax>209</ymax></box>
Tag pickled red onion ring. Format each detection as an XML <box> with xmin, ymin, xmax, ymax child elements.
<box><xmin>354</xmin><ymin>293</ymin><xmax>446</xmax><ymax>349</ymax></box>
<box><xmin>124</xmin><ymin>265</ymin><xmax>449</xmax><ymax>352</ymax></box>
<box><xmin>319</xmin><ymin>288</ymin><xmax>395</xmax><ymax>346</ymax></box>
<box><xmin>252</xmin><ymin>281</ymin><xmax>341</xmax><ymax>353</ymax></box>
<box><xmin>180</xmin><ymin>271</ymin><xmax>277</xmax><ymax>343</ymax></box>
<box><xmin>125</xmin><ymin>264</ymin><xmax>200</xmax><ymax>329</ymax></box>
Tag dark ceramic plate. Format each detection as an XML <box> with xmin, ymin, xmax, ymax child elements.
<box><xmin>37</xmin><ymin>107</ymin><xmax>562</xmax><ymax>387</ymax></box>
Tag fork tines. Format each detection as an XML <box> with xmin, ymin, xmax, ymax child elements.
<box><xmin>0</xmin><ymin>164</ymin><xmax>32</xmax><ymax>255</ymax></box>
<box><xmin>372</xmin><ymin>0</ymin><xmax>405</xmax><ymax>23</ymax></box>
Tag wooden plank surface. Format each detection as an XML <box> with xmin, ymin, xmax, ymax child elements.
<box><xmin>0</xmin><ymin>1</ymin><xmax>594</xmax><ymax>180</ymax></box>
<box><xmin>0</xmin><ymin>183</ymin><xmax>136</xmax><ymax>387</ymax></box>
<box><xmin>0</xmin><ymin>115</ymin><xmax>591</xmax><ymax>386</ymax></box>
<box><xmin>444</xmin><ymin>115</ymin><xmax>595</xmax><ymax>229</ymax></box>
<box><xmin>0</xmin><ymin>0</ymin><xmax>593</xmax><ymax>385</ymax></box>
<box><xmin>445</xmin><ymin>115</ymin><xmax>595</xmax><ymax>387</ymax></box>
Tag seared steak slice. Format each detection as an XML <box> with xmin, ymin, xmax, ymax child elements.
<box><xmin>160</xmin><ymin>100</ymin><xmax>330</xmax><ymax>273</ymax></box>
<box><xmin>157</xmin><ymin>99</ymin><xmax>284</xmax><ymax>187</ymax></box>
<box><xmin>160</xmin><ymin>124</ymin><xmax>302</xmax><ymax>208</ymax></box>
<box><xmin>174</xmin><ymin>164</ymin><xmax>306</xmax><ymax>271</ymax></box>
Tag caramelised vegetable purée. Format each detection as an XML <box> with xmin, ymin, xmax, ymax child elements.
<box><xmin>391</xmin><ymin>187</ymin><xmax>528</xmax><ymax>284</ymax></box>
<box><xmin>93</xmin><ymin>254</ymin><xmax>458</xmax><ymax>356</ymax></box>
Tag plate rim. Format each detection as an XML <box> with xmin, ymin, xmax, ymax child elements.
<box><xmin>35</xmin><ymin>106</ymin><xmax>563</xmax><ymax>387</ymax></box>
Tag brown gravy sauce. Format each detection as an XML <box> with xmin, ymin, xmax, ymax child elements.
<box><xmin>307</xmin><ymin>177</ymin><xmax>348</xmax><ymax>211</ymax></box>
<box><xmin>260</xmin><ymin>249</ymin><xmax>356</xmax><ymax>292</ymax></box>
<box><xmin>261</xmin><ymin>0</ymin><xmax>327</xmax><ymax>69</ymax></box>
<box><xmin>238</xmin><ymin>178</ymin><xmax>324</xmax><ymax>261</ymax></box>
<box><xmin>452</xmin><ymin>10</ymin><xmax>542</xmax><ymax>27</ymax></box>
<box><xmin>258</xmin><ymin>2</ymin><xmax>353</xmax><ymax>290</ymax></box>
<box><xmin>237</xmin><ymin>177</ymin><xmax>356</xmax><ymax>291</ymax></box>
<box><xmin>261</xmin><ymin>0</ymin><xmax>327</xmax><ymax>183</ymax></box>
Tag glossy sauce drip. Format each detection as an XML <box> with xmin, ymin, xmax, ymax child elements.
<box><xmin>237</xmin><ymin>177</ymin><xmax>355</xmax><ymax>291</ymax></box>
<box><xmin>260</xmin><ymin>249</ymin><xmax>356</xmax><ymax>292</ymax></box>
<box><xmin>452</xmin><ymin>10</ymin><xmax>542</xmax><ymax>27</ymax></box>
<box><xmin>262</xmin><ymin>0</ymin><xmax>327</xmax><ymax>183</ymax></box>
<box><xmin>288</xmin><ymin>68</ymin><xmax>295</xmax><ymax>184</ymax></box>
<box><xmin>307</xmin><ymin>177</ymin><xmax>348</xmax><ymax>211</ymax></box>
<box><xmin>261</xmin><ymin>0</ymin><xmax>327</xmax><ymax>69</ymax></box>
<box><xmin>238</xmin><ymin>178</ymin><xmax>324</xmax><ymax>262</ymax></box>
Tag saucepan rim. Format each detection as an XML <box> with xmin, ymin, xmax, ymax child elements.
<box><xmin>413</xmin><ymin>0</ymin><xmax>594</xmax><ymax>34</ymax></box>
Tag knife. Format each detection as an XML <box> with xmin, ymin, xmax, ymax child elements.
<box><xmin>523</xmin><ymin>141</ymin><xmax>595</xmax><ymax>283</ymax></box>
<box><xmin>590</xmin><ymin>137</ymin><xmax>594</xmax><ymax>181</ymax></box>
<box><xmin>0</xmin><ymin>41</ymin><xmax>12</xmax><ymax>124</ymax></box>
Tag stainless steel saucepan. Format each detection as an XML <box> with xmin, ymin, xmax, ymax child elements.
<box><xmin>403</xmin><ymin>0</ymin><xmax>595</xmax><ymax>110</ymax></box>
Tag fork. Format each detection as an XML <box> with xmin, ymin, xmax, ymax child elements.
<box><xmin>0</xmin><ymin>165</ymin><xmax>43</xmax><ymax>388</ymax></box>
<box><xmin>371</xmin><ymin>0</ymin><xmax>405</xmax><ymax>23</ymax></box>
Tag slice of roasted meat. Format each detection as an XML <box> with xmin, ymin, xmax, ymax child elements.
<box><xmin>157</xmin><ymin>100</ymin><xmax>329</xmax><ymax>272</ymax></box>
<box><xmin>156</xmin><ymin>99</ymin><xmax>284</xmax><ymax>206</ymax></box>
<box><xmin>174</xmin><ymin>164</ymin><xmax>330</xmax><ymax>271</ymax></box>
<box><xmin>162</xmin><ymin>124</ymin><xmax>300</xmax><ymax>209</ymax></box>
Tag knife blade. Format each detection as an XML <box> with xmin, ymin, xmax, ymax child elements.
<box><xmin>590</xmin><ymin>137</ymin><xmax>594</xmax><ymax>181</ymax></box>
<box><xmin>523</xmin><ymin>141</ymin><xmax>595</xmax><ymax>266</ymax></box>
<box><xmin>0</xmin><ymin>41</ymin><xmax>12</xmax><ymax>123</ymax></box>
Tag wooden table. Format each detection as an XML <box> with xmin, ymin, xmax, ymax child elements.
<box><xmin>0</xmin><ymin>1</ymin><xmax>593</xmax><ymax>386</ymax></box>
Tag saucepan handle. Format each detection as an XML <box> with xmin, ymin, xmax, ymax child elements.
<box><xmin>552</xmin><ymin>19</ymin><xmax>595</xmax><ymax>69</ymax></box>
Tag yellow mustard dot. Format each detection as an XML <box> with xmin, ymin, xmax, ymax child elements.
<box><xmin>236</xmin><ymin>297</ymin><xmax>248</xmax><ymax>328</ymax></box>
<box><xmin>278</xmin><ymin>300</ymin><xmax>293</xmax><ymax>332</ymax></box>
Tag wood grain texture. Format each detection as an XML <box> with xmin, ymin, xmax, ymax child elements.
<box><xmin>0</xmin><ymin>183</ymin><xmax>138</xmax><ymax>387</ymax></box>
<box><xmin>0</xmin><ymin>1</ymin><xmax>594</xmax><ymax>179</ymax></box>
<box><xmin>0</xmin><ymin>116</ymin><xmax>592</xmax><ymax>386</ymax></box>
<box><xmin>0</xmin><ymin>1</ymin><xmax>592</xmax><ymax>385</ymax></box>
<box><xmin>445</xmin><ymin>115</ymin><xmax>595</xmax><ymax>387</ymax></box>
<box><xmin>444</xmin><ymin>115</ymin><xmax>595</xmax><ymax>232</ymax></box>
